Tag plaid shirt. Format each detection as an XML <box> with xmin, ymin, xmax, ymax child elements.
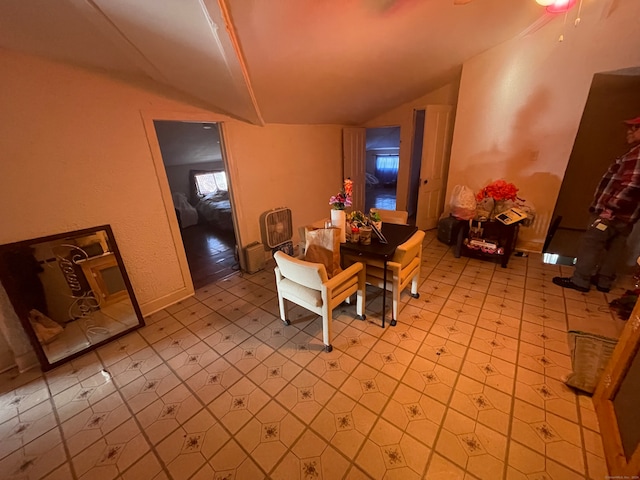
<box><xmin>590</xmin><ymin>144</ymin><xmax>640</xmax><ymax>224</ymax></box>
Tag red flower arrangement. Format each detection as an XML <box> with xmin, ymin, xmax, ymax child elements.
<box><xmin>476</xmin><ymin>179</ymin><xmax>519</xmax><ymax>202</ymax></box>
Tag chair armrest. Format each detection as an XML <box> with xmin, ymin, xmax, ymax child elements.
<box><xmin>323</xmin><ymin>262</ymin><xmax>363</xmax><ymax>290</ymax></box>
<box><xmin>386</xmin><ymin>261</ymin><xmax>402</xmax><ymax>272</ymax></box>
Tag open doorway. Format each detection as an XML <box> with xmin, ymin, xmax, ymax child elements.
<box><xmin>364</xmin><ymin>126</ymin><xmax>400</xmax><ymax>212</ymax></box>
<box><xmin>153</xmin><ymin>120</ymin><xmax>239</xmax><ymax>288</ymax></box>
<box><xmin>545</xmin><ymin>68</ymin><xmax>640</xmax><ymax>268</ymax></box>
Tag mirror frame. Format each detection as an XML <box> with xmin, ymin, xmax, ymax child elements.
<box><xmin>593</xmin><ymin>298</ymin><xmax>640</xmax><ymax>476</ymax></box>
<box><xmin>0</xmin><ymin>224</ymin><xmax>144</xmax><ymax>371</ymax></box>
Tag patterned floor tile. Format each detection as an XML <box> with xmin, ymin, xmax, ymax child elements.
<box><xmin>1</xmin><ymin>237</ymin><xmax>629</xmax><ymax>480</ymax></box>
<box><xmin>380</xmin><ymin>383</ymin><xmax>445</xmax><ymax>447</ymax></box>
<box><xmin>155</xmin><ymin>409</ymin><xmax>228</xmax><ymax>480</ymax></box>
<box><xmin>235</xmin><ymin>399</ymin><xmax>305</xmax><ymax>472</ymax></box>
<box><xmin>311</xmin><ymin>391</ymin><xmax>377</xmax><ymax>458</ymax></box>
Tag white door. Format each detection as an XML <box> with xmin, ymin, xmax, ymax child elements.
<box><xmin>416</xmin><ymin>105</ymin><xmax>454</xmax><ymax>230</ymax></box>
<box><xmin>342</xmin><ymin>128</ymin><xmax>366</xmax><ymax>212</ymax></box>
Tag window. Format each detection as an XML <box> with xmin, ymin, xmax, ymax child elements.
<box><xmin>194</xmin><ymin>171</ymin><xmax>228</xmax><ymax>195</ymax></box>
<box><xmin>375</xmin><ymin>155</ymin><xmax>399</xmax><ymax>183</ymax></box>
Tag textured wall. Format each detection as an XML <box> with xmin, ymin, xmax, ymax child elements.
<box><xmin>0</xmin><ymin>49</ymin><xmax>207</xmax><ymax>310</ymax></box>
<box><xmin>447</xmin><ymin>0</ymin><xmax>640</xmax><ymax>252</ymax></box>
<box><xmin>0</xmin><ymin>49</ymin><xmax>344</xmax><ymax>313</ymax></box>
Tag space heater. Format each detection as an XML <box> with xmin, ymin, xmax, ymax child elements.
<box><xmin>244</xmin><ymin>242</ymin><xmax>266</xmax><ymax>274</ymax></box>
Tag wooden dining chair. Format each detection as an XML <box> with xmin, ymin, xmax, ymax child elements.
<box><xmin>356</xmin><ymin>229</ymin><xmax>424</xmax><ymax>320</ymax></box>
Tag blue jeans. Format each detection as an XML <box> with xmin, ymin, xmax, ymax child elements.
<box><xmin>571</xmin><ymin>215</ymin><xmax>635</xmax><ymax>289</ymax></box>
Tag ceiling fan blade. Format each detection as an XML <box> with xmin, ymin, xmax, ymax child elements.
<box><xmin>601</xmin><ymin>0</ymin><xmax>620</xmax><ymax>19</ymax></box>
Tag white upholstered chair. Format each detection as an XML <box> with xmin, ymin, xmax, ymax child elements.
<box><xmin>372</xmin><ymin>208</ymin><xmax>409</xmax><ymax>225</ymax></box>
<box><xmin>358</xmin><ymin>229</ymin><xmax>424</xmax><ymax>320</ymax></box>
<box><xmin>273</xmin><ymin>251</ymin><xmax>366</xmax><ymax>352</ymax></box>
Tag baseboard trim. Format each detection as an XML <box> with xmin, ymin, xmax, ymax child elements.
<box><xmin>139</xmin><ymin>287</ymin><xmax>194</xmax><ymax>318</ymax></box>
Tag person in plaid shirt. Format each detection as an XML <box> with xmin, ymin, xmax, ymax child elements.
<box><xmin>554</xmin><ymin>115</ymin><xmax>640</xmax><ymax>293</ymax></box>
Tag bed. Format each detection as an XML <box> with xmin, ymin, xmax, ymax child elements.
<box><xmin>172</xmin><ymin>192</ymin><xmax>199</xmax><ymax>229</ymax></box>
<box><xmin>194</xmin><ymin>191</ymin><xmax>234</xmax><ymax>231</ymax></box>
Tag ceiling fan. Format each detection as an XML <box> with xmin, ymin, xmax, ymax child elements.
<box><xmin>454</xmin><ymin>0</ymin><xmax>578</xmax><ymax>10</ymax></box>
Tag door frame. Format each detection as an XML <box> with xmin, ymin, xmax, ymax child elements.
<box><xmin>364</xmin><ymin>126</ymin><xmax>401</xmax><ymax>212</ymax></box>
<box><xmin>140</xmin><ymin>109</ymin><xmax>243</xmax><ymax>301</ymax></box>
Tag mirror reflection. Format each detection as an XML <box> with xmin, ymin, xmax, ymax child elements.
<box><xmin>0</xmin><ymin>225</ymin><xmax>144</xmax><ymax>368</ymax></box>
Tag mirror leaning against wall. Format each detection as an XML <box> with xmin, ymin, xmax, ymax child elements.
<box><xmin>0</xmin><ymin>225</ymin><xmax>144</xmax><ymax>371</ymax></box>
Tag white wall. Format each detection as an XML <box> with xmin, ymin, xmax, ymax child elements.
<box><xmin>0</xmin><ymin>49</ymin><xmax>344</xmax><ymax>315</ymax></box>
<box><xmin>446</xmin><ymin>0</ymin><xmax>640</xmax><ymax>252</ymax></box>
<box><xmin>221</xmin><ymin>122</ymin><xmax>344</xmax><ymax>246</ymax></box>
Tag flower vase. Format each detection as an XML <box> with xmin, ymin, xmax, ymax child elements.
<box><xmin>331</xmin><ymin>209</ymin><xmax>347</xmax><ymax>243</ymax></box>
<box><xmin>359</xmin><ymin>226</ymin><xmax>372</xmax><ymax>245</ymax></box>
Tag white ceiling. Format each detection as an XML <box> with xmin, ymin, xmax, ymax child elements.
<box><xmin>0</xmin><ymin>0</ymin><xmax>554</xmax><ymax>125</ymax></box>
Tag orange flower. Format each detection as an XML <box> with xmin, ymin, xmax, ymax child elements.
<box><xmin>476</xmin><ymin>180</ymin><xmax>518</xmax><ymax>202</ymax></box>
<box><xmin>344</xmin><ymin>178</ymin><xmax>353</xmax><ymax>196</ymax></box>
<box><xmin>329</xmin><ymin>179</ymin><xmax>353</xmax><ymax>210</ymax></box>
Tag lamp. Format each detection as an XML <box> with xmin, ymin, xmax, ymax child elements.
<box><xmin>537</xmin><ymin>0</ymin><xmax>578</xmax><ymax>13</ymax></box>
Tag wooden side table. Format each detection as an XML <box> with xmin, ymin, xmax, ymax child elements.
<box><xmin>457</xmin><ymin>220</ymin><xmax>519</xmax><ymax>268</ymax></box>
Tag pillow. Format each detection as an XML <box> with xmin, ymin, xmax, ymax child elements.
<box><xmin>304</xmin><ymin>228</ymin><xmax>342</xmax><ymax>279</ymax></box>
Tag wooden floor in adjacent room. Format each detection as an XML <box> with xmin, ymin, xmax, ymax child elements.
<box><xmin>180</xmin><ymin>222</ymin><xmax>238</xmax><ymax>289</ymax></box>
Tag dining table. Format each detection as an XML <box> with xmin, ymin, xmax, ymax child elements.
<box><xmin>340</xmin><ymin>222</ymin><xmax>418</xmax><ymax>328</ymax></box>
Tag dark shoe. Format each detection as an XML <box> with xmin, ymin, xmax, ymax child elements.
<box><xmin>552</xmin><ymin>277</ymin><xmax>589</xmax><ymax>292</ymax></box>
<box><xmin>590</xmin><ymin>276</ymin><xmax>610</xmax><ymax>293</ymax></box>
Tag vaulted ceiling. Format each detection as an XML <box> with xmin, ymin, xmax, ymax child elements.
<box><xmin>0</xmin><ymin>0</ymin><xmax>554</xmax><ymax>125</ymax></box>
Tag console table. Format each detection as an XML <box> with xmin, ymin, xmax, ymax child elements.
<box><xmin>456</xmin><ymin>220</ymin><xmax>519</xmax><ymax>268</ymax></box>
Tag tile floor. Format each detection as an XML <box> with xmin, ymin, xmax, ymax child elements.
<box><xmin>0</xmin><ymin>230</ymin><xmax>632</xmax><ymax>480</ymax></box>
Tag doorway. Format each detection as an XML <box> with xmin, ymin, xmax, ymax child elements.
<box><xmin>364</xmin><ymin>126</ymin><xmax>400</xmax><ymax>212</ymax></box>
<box><xmin>153</xmin><ymin>121</ymin><xmax>239</xmax><ymax>288</ymax></box>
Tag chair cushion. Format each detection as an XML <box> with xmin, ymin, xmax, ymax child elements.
<box><xmin>278</xmin><ymin>278</ymin><xmax>323</xmax><ymax>308</ymax></box>
<box><xmin>274</xmin><ymin>251</ymin><xmax>327</xmax><ymax>288</ymax></box>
